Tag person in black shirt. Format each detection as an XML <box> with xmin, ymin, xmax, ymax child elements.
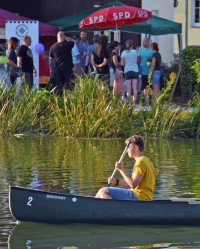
<box><xmin>49</xmin><ymin>31</ymin><xmax>74</xmax><ymax>94</ymax></box>
<box><xmin>110</xmin><ymin>41</ymin><xmax>121</xmax><ymax>72</ymax></box>
<box><xmin>91</xmin><ymin>35</ymin><xmax>110</xmax><ymax>86</ymax></box>
<box><xmin>17</xmin><ymin>35</ymin><xmax>37</xmax><ymax>88</ymax></box>
<box><xmin>7</xmin><ymin>37</ymin><xmax>19</xmax><ymax>84</ymax></box>
<box><xmin>148</xmin><ymin>42</ymin><xmax>164</xmax><ymax>99</ymax></box>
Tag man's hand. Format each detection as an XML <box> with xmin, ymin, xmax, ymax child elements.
<box><xmin>115</xmin><ymin>161</ymin><xmax>124</xmax><ymax>172</ymax></box>
<box><xmin>108</xmin><ymin>177</ymin><xmax>116</xmax><ymax>185</ymax></box>
<box><xmin>33</xmin><ymin>69</ymin><xmax>37</xmax><ymax>77</ymax></box>
<box><xmin>148</xmin><ymin>73</ymin><xmax>151</xmax><ymax>82</ymax></box>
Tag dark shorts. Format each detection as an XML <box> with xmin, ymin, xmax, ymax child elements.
<box><xmin>97</xmin><ymin>73</ymin><xmax>110</xmax><ymax>86</ymax></box>
<box><xmin>142</xmin><ymin>75</ymin><xmax>149</xmax><ymax>90</ymax></box>
<box><xmin>124</xmin><ymin>71</ymin><xmax>139</xmax><ymax>80</ymax></box>
<box><xmin>24</xmin><ymin>72</ymin><xmax>33</xmax><ymax>88</ymax></box>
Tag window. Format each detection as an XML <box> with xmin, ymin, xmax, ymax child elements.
<box><xmin>192</xmin><ymin>0</ymin><xmax>200</xmax><ymax>27</ymax></box>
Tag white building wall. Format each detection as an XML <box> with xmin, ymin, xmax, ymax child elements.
<box><xmin>142</xmin><ymin>0</ymin><xmax>175</xmax><ymax>64</ymax></box>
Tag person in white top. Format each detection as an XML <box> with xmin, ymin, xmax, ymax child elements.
<box><xmin>121</xmin><ymin>40</ymin><xmax>139</xmax><ymax>105</ymax></box>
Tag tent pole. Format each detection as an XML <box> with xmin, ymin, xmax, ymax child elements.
<box><xmin>177</xmin><ymin>33</ymin><xmax>183</xmax><ymax>52</ymax></box>
<box><xmin>185</xmin><ymin>0</ymin><xmax>188</xmax><ymax>48</ymax></box>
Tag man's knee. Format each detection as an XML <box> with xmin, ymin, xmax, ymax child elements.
<box><xmin>99</xmin><ymin>187</ymin><xmax>107</xmax><ymax>196</ymax></box>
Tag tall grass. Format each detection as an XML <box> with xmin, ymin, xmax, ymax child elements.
<box><xmin>134</xmin><ymin>73</ymin><xmax>192</xmax><ymax>137</ymax></box>
<box><xmin>0</xmin><ymin>83</ymin><xmax>52</xmax><ymax>135</ymax></box>
<box><xmin>47</xmin><ymin>75</ymin><xmax>134</xmax><ymax>137</ymax></box>
<box><xmin>0</xmin><ymin>74</ymin><xmax>199</xmax><ymax>138</ymax></box>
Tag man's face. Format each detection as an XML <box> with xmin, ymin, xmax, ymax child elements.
<box><xmin>142</xmin><ymin>38</ymin><xmax>149</xmax><ymax>48</ymax></box>
<box><xmin>126</xmin><ymin>142</ymin><xmax>137</xmax><ymax>158</ymax></box>
<box><xmin>80</xmin><ymin>32</ymin><xmax>87</xmax><ymax>41</ymax></box>
<box><xmin>26</xmin><ymin>37</ymin><xmax>32</xmax><ymax>46</ymax></box>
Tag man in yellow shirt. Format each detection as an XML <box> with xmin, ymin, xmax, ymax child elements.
<box><xmin>95</xmin><ymin>135</ymin><xmax>155</xmax><ymax>201</ymax></box>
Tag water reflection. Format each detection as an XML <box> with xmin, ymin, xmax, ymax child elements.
<box><xmin>8</xmin><ymin>223</ymin><xmax>200</xmax><ymax>249</ymax></box>
<box><xmin>1</xmin><ymin>136</ymin><xmax>200</xmax><ymax>248</ymax></box>
<box><xmin>1</xmin><ymin>136</ymin><xmax>200</xmax><ymax>198</ymax></box>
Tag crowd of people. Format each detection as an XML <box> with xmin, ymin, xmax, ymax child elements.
<box><xmin>6</xmin><ymin>30</ymin><xmax>164</xmax><ymax>104</ymax></box>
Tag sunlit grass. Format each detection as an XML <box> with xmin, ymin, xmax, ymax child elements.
<box><xmin>0</xmin><ymin>74</ymin><xmax>199</xmax><ymax>138</ymax></box>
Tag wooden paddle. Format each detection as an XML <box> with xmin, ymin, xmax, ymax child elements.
<box><xmin>108</xmin><ymin>140</ymin><xmax>132</xmax><ymax>187</ymax></box>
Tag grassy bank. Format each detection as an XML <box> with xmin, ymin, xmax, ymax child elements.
<box><xmin>0</xmin><ymin>75</ymin><xmax>199</xmax><ymax>138</ymax></box>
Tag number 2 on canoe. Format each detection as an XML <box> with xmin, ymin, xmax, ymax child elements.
<box><xmin>27</xmin><ymin>196</ymin><xmax>33</xmax><ymax>206</ymax></box>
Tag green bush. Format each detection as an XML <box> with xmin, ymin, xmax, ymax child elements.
<box><xmin>180</xmin><ymin>47</ymin><xmax>200</xmax><ymax>99</ymax></box>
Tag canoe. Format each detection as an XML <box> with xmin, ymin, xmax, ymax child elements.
<box><xmin>9</xmin><ymin>186</ymin><xmax>200</xmax><ymax>225</ymax></box>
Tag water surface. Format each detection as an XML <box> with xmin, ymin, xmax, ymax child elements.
<box><xmin>1</xmin><ymin>136</ymin><xmax>200</xmax><ymax>248</ymax></box>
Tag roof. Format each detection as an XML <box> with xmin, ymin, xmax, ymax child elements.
<box><xmin>49</xmin><ymin>0</ymin><xmax>182</xmax><ymax>35</ymax></box>
<box><xmin>0</xmin><ymin>8</ymin><xmax>58</xmax><ymax>36</ymax></box>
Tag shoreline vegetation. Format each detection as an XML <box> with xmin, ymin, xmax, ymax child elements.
<box><xmin>0</xmin><ymin>73</ymin><xmax>200</xmax><ymax>139</ymax></box>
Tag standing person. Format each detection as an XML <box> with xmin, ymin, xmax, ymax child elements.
<box><xmin>72</xmin><ymin>34</ymin><xmax>83</xmax><ymax>77</ymax></box>
<box><xmin>139</xmin><ymin>37</ymin><xmax>153</xmax><ymax>104</ymax></box>
<box><xmin>91</xmin><ymin>35</ymin><xmax>110</xmax><ymax>86</ymax></box>
<box><xmin>121</xmin><ymin>39</ymin><xmax>139</xmax><ymax>105</ymax></box>
<box><xmin>95</xmin><ymin>135</ymin><xmax>156</xmax><ymax>201</ymax></box>
<box><xmin>7</xmin><ymin>37</ymin><xmax>19</xmax><ymax>84</ymax></box>
<box><xmin>39</xmin><ymin>50</ymin><xmax>50</xmax><ymax>86</ymax></box>
<box><xmin>110</xmin><ymin>41</ymin><xmax>123</xmax><ymax>96</ymax></box>
<box><xmin>49</xmin><ymin>31</ymin><xmax>74</xmax><ymax>94</ymax></box>
<box><xmin>148</xmin><ymin>42</ymin><xmax>164</xmax><ymax>99</ymax></box>
<box><xmin>85</xmin><ymin>34</ymin><xmax>99</xmax><ymax>72</ymax></box>
<box><xmin>136</xmin><ymin>46</ymin><xmax>142</xmax><ymax>95</ymax></box>
<box><xmin>78</xmin><ymin>30</ymin><xmax>89</xmax><ymax>73</ymax></box>
<box><xmin>17</xmin><ymin>35</ymin><xmax>37</xmax><ymax>89</ymax></box>
<box><xmin>110</xmin><ymin>41</ymin><xmax>121</xmax><ymax>72</ymax></box>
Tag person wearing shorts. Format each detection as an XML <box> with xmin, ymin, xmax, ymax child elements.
<box><xmin>121</xmin><ymin>40</ymin><xmax>139</xmax><ymax>105</ymax></box>
<box><xmin>148</xmin><ymin>42</ymin><xmax>164</xmax><ymax>99</ymax></box>
<box><xmin>95</xmin><ymin>135</ymin><xmax>156</xmax><ymax>201</ymax></box>
<box><xmin>139</xmin><ymin>38</ymin><xmax>153</xmax><ymax>104</ymax></box>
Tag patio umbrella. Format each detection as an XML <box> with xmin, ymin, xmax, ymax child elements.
<box><xmin>78</xmin><ymin>6</ymin><xmax>152</xmax><ymax>29</ymax></box>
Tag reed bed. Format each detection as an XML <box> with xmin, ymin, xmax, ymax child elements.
<box><xmin>0</xmin><ymin>74</ymin><xmax>199</xmax><ymax>138</ymax></box>
<box><xmin>134</xmin><ymin>73</ymin><xmax>192</xmax><ymax>138</ymax></box>
<box><xmin>47</xmin><ymin>76</ymin><xmax>134</xmax><ymax>137</ymax></box>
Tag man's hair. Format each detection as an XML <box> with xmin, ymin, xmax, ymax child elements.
<box><xmin>23</xmin><ymin>35</ymin><xmax>31</xmax><ymax>43</ymax></box>
<box><xmin>72</xmin><ymin>34</ymin><xmax>80</xmax><ymax>40</ymax></box>
<box><xmin>126</xmin><ymin>135</ymin><xmax>144</xmax><ymax>152</ymax></box>
<box><xmin>80</xmin><ymin>29</ymin><xmax>87</xmax><ymax>34</ymax></box>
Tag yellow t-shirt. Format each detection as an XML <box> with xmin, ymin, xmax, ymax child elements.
<box><xmin>131</xmin><ymin>156</ymin><xmax>155</xmax><ymax>201</ymax></box>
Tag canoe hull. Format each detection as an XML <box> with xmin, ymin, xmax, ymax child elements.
<box><xmin>9</xmin><ymin>186</ymin><xmax>200</xmax><ymax>225</ymax></box>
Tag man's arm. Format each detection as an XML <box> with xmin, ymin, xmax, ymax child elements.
<box><xmin>115</xmin><ymin>162</ymin><xmax>143</xmax><ymax>189</ymax></box>
<box><xmin>49</xmin><ymin>57</ymin><xmax>55</xmax><ymax>77</ymax></box>
<box><xmin>85</xmin><ymin>55</ymin><xmax>90</xmax><ymax>67</ymax></box>
<box><xmin>64</xmin><ymin>36</ymin><xmax>74</xmax><ymax>42</ymax></box>
<box><xmin>33</xmin><ymin>65</ymin><xmax>37</xmax><ymax>76</ymax></box>
<box><xmin>17</xmin><ymin>57</ymin><xmax>22</xmax><ymax>68</ymax></box>
<box><xmin>76</xmin><ymin>50</ymin><xmax>84</xmax><ymax>59</ymax></box>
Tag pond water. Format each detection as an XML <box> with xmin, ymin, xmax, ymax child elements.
<box><xmin>1</xmin><ymin>136</ymin><xmax>200</xmax><ymax>249</ymax></box>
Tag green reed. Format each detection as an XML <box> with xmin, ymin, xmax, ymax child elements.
<box><xmin>0</xmin><ymin>74</ymin><xmax>199</xmax><ymax>138</ymax></box>
<box><xmin>0</xmin><ymin>83</ymin><xmax>52</xmax><ymax>135</ymax></box>
<box><xmin>47</xmin><ymin>75</ymin><xmax>134</xmax><ymax>137</ymax></box>
<box><xmin>134</xmin><ymin>73</ymin><xmax>192</xmax><ymax>137</ymax></box>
